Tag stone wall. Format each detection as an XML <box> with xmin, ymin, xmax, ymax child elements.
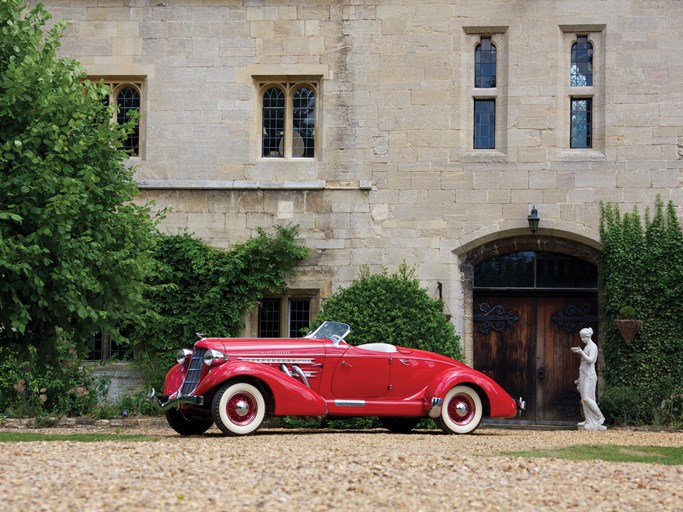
<box><xmin>37</xmin><ymin>1</ymin><xmax>683</xmax><ymax>355</ymax></box>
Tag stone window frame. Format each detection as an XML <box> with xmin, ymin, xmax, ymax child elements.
<box><xmin>248</xmin><ymin>290</ymin><xmax>321</xmax><ymax>338</ymax></box>
<box><xmin>558</xmin><ymin>26</ymin><xmax>606</xmax><ymax>158</ymax></box>
<box><xmin>90</xmin><ymin>77</ymin><xmax>146</xmax><ymax>159</ymax></box>
<box><xmin>462</xmin><ymin>27</ymin><xmax>508</xmax><ymax>160</ymax></box>
<box><xmin>256</xmin><ymin>78</ymin><xmax>320</xmax><ymax>160</ymax></box>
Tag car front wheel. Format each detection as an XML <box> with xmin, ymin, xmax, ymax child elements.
<box><xmin>436</xmin><ymin>385</ymin><xmax>483</xmax><ymax>434</ymax></box>
<box><xmin>212</xmin><ymin>381</ymin><xmax>266</xmax><ymax>436</ymax></box>
<box><xmin>165</xmin><ymin>408</ymin><xmax>213</xmax><ymax>436</ymax></box>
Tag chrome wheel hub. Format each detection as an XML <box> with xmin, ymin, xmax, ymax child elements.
<box><xmin>454</xmin><ymin>401</ymin><xmax>469</xmax><ymax>418</ymax></box>
<box><xmin>234</xmin><ymin>400</ymin><xmax>250</xmax><ymax>417</ymax></box>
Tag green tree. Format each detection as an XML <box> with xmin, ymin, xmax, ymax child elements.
<box><xmin>0</xmin><ymin>1</ymin><xmax>158</xmax><ymax>365</ymax></box>
<box><xmin>310</xmin><ymin>264</ymin><xmax>463</xmax><ymax>361</ymax></box>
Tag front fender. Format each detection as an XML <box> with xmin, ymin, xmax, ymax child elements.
<box><xmin>426</xmin><ymin>368</ymin><xmax>517</xmax><ymax>419</ymax></box>
<box><xmin>194</xmin><ymin>361</ymin><xmax>327</xmax><ymax>417</ymax></box>
<box><xmin>163</xmin><ymin>364</ymin><xmax>185</xmax><ymax>396</ymax></box>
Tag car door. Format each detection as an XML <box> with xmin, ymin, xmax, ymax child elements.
<box><xmin>330</xmin><ymin>346</ymin><xmax>391</xmax><ymax>398</ymax></box>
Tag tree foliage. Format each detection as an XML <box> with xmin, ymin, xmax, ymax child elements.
<box><xmin>599</xmin><ymin>196</ymin><xmax>683</xmax><ymax>425</ymax></box>
<box><xmin>0</xmin><ymin>1</ymin><xmax>158</xmax><ymax>362</ymax></box>
<box><xmin>128</xmin><ymin>226</ymin><xmax>309</xmax><ymax>386</ymax></box>
<box><xmin>310</xmin><ymin>264</ymin><xmax>463</xmax><ymax>361</ymax></box>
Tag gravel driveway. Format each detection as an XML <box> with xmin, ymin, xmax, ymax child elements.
<box><xmin>0</xmin><ymin>420</ymin><xmax>681</xmax><ymax>511</ymax></box>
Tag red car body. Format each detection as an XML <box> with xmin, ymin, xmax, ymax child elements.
<box><xmin>153</xmin><ymin>322</ymin><xmax>523</xmax><ymax>436</ymax></box>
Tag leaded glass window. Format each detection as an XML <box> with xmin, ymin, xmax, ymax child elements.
<box><xmin>116</xmin><ymin>86</ymin><xmax>140</xmax><ymax>156</ymax></box>
<box><xmin>289</xmin><ymin>299</ymin><xmax>311</xmax><ymax>337</ymax></box>
<box><xmin>570</xmin><ymin>98</ymin><xmax>592</xmax><ymax>148</ymax></box>
<box><xmin>293</xmin><ymin>87</ymin><xmax>316</xmax><ymax>158</ymax></box>
<box><xmin>262</xmin><ymin>87</ymin><xmax>285</xmax><ymax>158</ymax></box>
<box><xmin>474</xmin><ymin>99</ymin><xmax>495</xmax><ymax>149</ymax></box>
<box><xmin>260</xmin><ymin>81</ymin><xmax>317</xmax><ymax>159</ymax></box>
<box><xmin>475</xmin><ymin>37</ymin><xmax>497</xmax><ymax>88</ymax></box>
<box><xmin>570</xmin><ymin>36</ymin><xmax>593</xmax><ymax>87</ymax></box>
<box><xmin>258</xmin><ymin>298</ymin><xmax>281</xmax><ymax>337</ymax></box>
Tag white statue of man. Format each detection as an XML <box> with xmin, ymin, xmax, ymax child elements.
<box><xmin>571</xmin><ymin>327</ymin><xmax>606</xmax><ymax>430</ymax></box>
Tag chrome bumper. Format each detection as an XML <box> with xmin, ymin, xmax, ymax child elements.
<box><xmin>427</xmin><ymin>397</ymin><xmax>444</xmax><ymax>419</ymax></box>
<box><xmin>516</xmin><ymin>396</ymin><xmax>526</xmax><ymax>415</ymax></box>
<box><xmin>148</xmin><ymin>388</ymin><xmax>205</xmax><ymax>411</ymax></box>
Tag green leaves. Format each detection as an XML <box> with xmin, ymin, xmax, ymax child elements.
<box><xmin>310</xmin><ymin>263</ymin><xmax>463</xmax><ymax>361</ymax></box>
<box><xmin>127</xmin><ymin>226</ymin><xmax>308</xmax><ymax>387</ymax></box>
<box><xmin>600</xmin><ymin>196</ymin><xmax>683</xmax><ymax>426</ymax></box>
<box><xmin>0</xmin><ymin>0</ymin><xmax>158</xmax><ymax>370</ymax></box>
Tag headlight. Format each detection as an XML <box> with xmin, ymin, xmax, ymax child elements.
<box><xmin>176</xmin><ymin>348</ymin><xmax>193</xmax><ymax>365</ymax></box>
<box><xmin>204</xmin><ymin>349</ymin><xmax>228</xmax><ymax>367</ymax></box>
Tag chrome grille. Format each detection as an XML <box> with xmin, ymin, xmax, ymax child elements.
<box><xmin>180</xmin><ymin>348</ymin><xmax>206</xmax><ymax>395</ymax></box>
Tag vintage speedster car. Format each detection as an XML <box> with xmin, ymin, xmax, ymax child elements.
<box><xmin>152</xmin><ymin>321</ymin><xmax>523</xmax><ymax>436</ymax></box>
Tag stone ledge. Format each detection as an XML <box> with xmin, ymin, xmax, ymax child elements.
<box><xmin>136</xmin><ymin>179</ymin><xmax>373</xmax><ymax>190</ymax></box>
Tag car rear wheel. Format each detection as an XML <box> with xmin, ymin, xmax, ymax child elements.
<box><xmin>212</xmin><ymin>381</ymin><xmax>266</xmax><ymax>436</ymax></box>
<box><xmin>165</xmin><ymin>408</ymin><xmax>213</xmax><ymax>436</ymax></box>
<box><xmin>436</xmin><ymin>385</ymin><xmax>483</xmax><ymax>434</ymax></box>
<box><xmin>380</xmin><ymin>416</ymin><xmax>421</xmax><ymax>433</ymax></box>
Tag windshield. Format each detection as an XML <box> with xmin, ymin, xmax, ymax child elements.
<box><xmin>305</xmin><ymin>321</ymin><xmax>351</xmax><ymax>343</ymax></box>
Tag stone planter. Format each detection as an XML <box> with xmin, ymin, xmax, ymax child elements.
<box><xmin>613</xmin><ymin>319</ymin><xmax>642</xmax><ymax>343</ymax></box>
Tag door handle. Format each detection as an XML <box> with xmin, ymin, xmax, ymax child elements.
<box><xmin>342</xmin><ymin>361</ymin><xmax>352</xmax><ymax>367</ymax></box>
<box><xmin>399</xmin><ymin>359</ymin><xmax>411</xmax><ymax>366</ymax></box>
<box><xmin>537</xmin><ymin>367</ymin><xmax>545</xmax><ymax>381</ymax></box>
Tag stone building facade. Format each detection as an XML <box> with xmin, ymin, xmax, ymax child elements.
<box><xmin>39</xmin><ymin>1</ymin><xmax>683</xmax><ymax>423</ymax></box>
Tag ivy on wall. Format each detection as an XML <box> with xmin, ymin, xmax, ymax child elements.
<box><xmin>600</xmin><ymin>196</ymin><xmax>683</xmax><ymax>425</ymax></box>
<box><xmin>127</xmin><ymin>225</ymin><xmax>308</xmax><ymax>387</ymax></box>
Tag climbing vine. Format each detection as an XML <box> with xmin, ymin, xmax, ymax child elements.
<box><xmin>599</xmin><ymin>196</ymin><xmax>683</xmax><ymax>426</ymax></box>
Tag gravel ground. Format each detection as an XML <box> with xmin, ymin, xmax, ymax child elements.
<box><xmin>0</xmin><ymin>420</ymin><xmax>681</xmax><ymax>512</ymax></box>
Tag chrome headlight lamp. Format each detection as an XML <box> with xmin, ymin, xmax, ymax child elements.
<box><xmin>204</xmin><ymin>349</ymin><xmax>229</xmax><ymax>367</ymax></box>
<box><xmin>176</xmin><ymin>348</ymin><xmax>193</xmax><ymax>365</ymax></box>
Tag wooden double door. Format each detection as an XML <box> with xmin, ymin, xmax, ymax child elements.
<box><xmin>473</xmin><ymin>293</ymin><xmax>599</xmax><ymax>424</ymax></box>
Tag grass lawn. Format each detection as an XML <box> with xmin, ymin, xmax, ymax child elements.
<box><xmin>504</xmin><ymin>444</ymin><xmax>683</xmax><ymax>465</ymax></box>
<box><xmin>0</xmin><ymin>432</ymin><xmax>157</xmax><ymax>442</ymax></box>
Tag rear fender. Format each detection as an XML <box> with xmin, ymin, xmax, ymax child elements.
<box><xmin>194</xmin><ymin>361</ymin><xmax>327</xmax><ymax>417</ymax></box>
<box><xmin>426</xmin><ymin>368</ymin><xmax>517</xmax><ymax>418</ymax></box>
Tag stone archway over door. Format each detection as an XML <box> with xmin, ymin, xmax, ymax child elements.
<box><xmin>466</xmin><ymin>245</ymin><xmax>600</xmax><ymax>426</ymax></box>
<box><xmin>473</xmin><ymin>293</ymin><xmax>598</xmax><ymax>423</ymax></box>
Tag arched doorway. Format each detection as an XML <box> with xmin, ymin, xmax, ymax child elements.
<box><xmin>465</xmin><ymin>237</ymin><xmax>600</xmax><ymax>425</ymax></box>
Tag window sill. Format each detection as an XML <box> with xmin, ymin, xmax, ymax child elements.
<box><xmin>461</xmin><ymin>150</ymin><xmax>508</xmax><ymax>163</ymax></box>
<box><xmin>136</xmin><ymin>179</ymin><xmax>373</xmax><ymax>191</ymax></box>
<box><xmin>559</xmin><ymin>149</ymin><xmax>605</xmax><ymax>161</ymax></box>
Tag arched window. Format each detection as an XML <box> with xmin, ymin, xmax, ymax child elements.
<box><xmin>260</xmin><ymin>81</ymin><xmax>317</xmax><ymax>159</ymax></box>
<box><xmin>475</xmin><ymin>37</ymin><xmax>496</xmax><ymax>88</ymax></box>
<box><xmin>292</xmin><ymin>86</ymin><xmax>316</xmax><ymax>158</ymax></box>
<box><xmin>570</xmin><ymin>36</ymin><xmax>593</xmax><ymax>87</ymax></box>
<box><xmin>262</xmin><ymin>87</ymin><xmax>285</xmax><ymax>157</ymax></box>
<box><xmin>474</xmin><ymin>252</ymin><xmax>597</xmax><ymax>289</ymax></box>
<box><xmin>115</xmin><ymin>84</ymin><xmax>141</xmax><ymax>156</ymax></box>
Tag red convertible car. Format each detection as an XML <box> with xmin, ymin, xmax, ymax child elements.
<box><xmin>152</xmin><ymin>321</ymin><xmax>523</xmax><ymax>436</ymax></box>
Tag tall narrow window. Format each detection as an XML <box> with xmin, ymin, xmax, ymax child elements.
<box><xmin>570</xmin><ymin>36</ymin><xmax>593</xmax><ymax>87</ymax></box>
<box><xmin>570</xmin><ymin>98</ymin><xmax>592</xmax><ymax>148</ymax></box>
<box><xmin>260</xmin><ymin>81</ymin><xmax>317</xmax><ymax>159</ymax></box>
<box><xmin>288</xmin><ymin>299</ymin><xmax>311</xmax><ymax>337</ymax></box>
<box><xmin>115</xmin><ymin>85</ymin><xmax>140</xmax><ymax>156</ymax></box>
<box><xmin>262</xmin><ymin>87</ymin><xmax>285</xmax><ymax>158</ymax></box>
<box><xmin>475</xmin><ymin>37</ymin><xmax>497</xmax><ymax>88</ymax></box>
<box><xmin>258</xmin><ymin>298</ymin><xmax>281</xmax><ymax>337</ymax></box>
<box><xmin>474</xmin><ymin>99</ymin><xmax>496</xmax><ymax>149</ymax></box>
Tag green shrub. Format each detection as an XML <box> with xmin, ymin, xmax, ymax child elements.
<box><xmin>309</xmin><ymin>263</ymin><xmax>463</xmax><ymax>361</ymax></box>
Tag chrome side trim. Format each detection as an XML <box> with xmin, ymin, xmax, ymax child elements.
<box><xmin>428</xmin><ymin>397</ymin><xmax>444</xmax><ymax>418</ymax></box>
<box><xmin>291</xmin><ymin>365</ymin><xmax>310</xmax><ymax>389</ymax></box>
<box><xmin>237</xmin><ymin>357</ymin><xmax>316</xmax><ymax>365</ymax></box>
<box><xmin>334</xmin><ymin>400</ymin><xmax>366</xmax><ymax>407</ymax></box>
